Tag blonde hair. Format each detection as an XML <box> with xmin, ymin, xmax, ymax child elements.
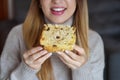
<box><xmin>23</xmin><ymin>0</ymin><xmax>89</xmax><ymax>80</ymax></box>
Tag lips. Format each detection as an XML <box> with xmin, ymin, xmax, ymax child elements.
<box><xmin>51</xmin><ymin>7</ymin><xmax>66</xmax><ymax>16</ymax></box>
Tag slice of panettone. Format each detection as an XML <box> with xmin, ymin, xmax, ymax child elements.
<box><xmin>40</xmin><ymin>24</ymin><xmax>76</xmax><ymax>52</ymax></box>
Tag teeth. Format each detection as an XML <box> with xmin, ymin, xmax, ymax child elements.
<box><xmin>52</xmin><ymin>8</ymin><xmax>65</xmax><ymax>11</ymax></box>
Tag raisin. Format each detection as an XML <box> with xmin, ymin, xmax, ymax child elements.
<box><xmin>56</xmin><ymin>36</ymin><xmax>60</xmax><ymax>39</ymax></box>
<box><xmin>53</xmin><ymin>45</ymin><xmax>57</xmax><ymax>47</ymax></box>
<box><xmin>61</xmin><ymin>28</ymin><xmax>63</xmax><ymax>30</ymax></box>
<box><xmin>42</xmin><ymin>37</ymin><xmax>45</xmax><ymax>40</ymax></box>
<box><xmin>46</xmin><ymin>27</ymin><xmax>50</xmax><ymax>31</ymax></box>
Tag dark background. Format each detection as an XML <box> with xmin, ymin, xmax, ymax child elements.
<box><xmin>0</xmin><ymin>0</ymin><xmax>120</xmax><ymax>80</ymax></box>
<box><xmin>88</xmin><ymin>0</ymin><xmax>120</xmax><ymax>80</ymax></box>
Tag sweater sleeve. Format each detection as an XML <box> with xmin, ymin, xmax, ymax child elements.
<box><xmin>72</xmin><ymin>31</ymin><xmax>105</xmax><ymax>80</ymax></box>
<box><xmin>0</xmin><ymin>26</ymin><xmax>39</xmax><ymax>80</ymax></box>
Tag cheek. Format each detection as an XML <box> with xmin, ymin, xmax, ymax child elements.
<box><xmin>40</xmin><ymin>1</ymin><xmax>50</xmax><ymax>13</ymax></box>
<box><xmin>68</xmin><ymin>1</ymin><xmax>76</xmax><ymax>11</ymax></box>
<box><xmin>68</xmin><ymin>3</ymin><xmax>76</xmax><ymax>14</ymax></box>
<box><xmin>72</xmin><ymin>1</ymin><xmax>76</xmax><ymax>9</ymax></box>
<box><xmin>41</xmin><ymin>6</ymin><xmax>48</xmax><ymax>15</ymax></box>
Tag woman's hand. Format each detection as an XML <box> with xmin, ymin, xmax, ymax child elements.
<box><xmin>56</xmin><ymin>45</ymin><xmax>88</xmax><ymax>69</ymax></box>
<box><xmin>23</xmin><ymin>46</ymin><xmax>52</xmax><ymax>70</ymax></box>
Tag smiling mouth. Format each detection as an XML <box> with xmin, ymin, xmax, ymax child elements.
<box><xmin>51</xmin><ymin>7</ymin><xmax>67</xmax><ymax>16</ymax></box>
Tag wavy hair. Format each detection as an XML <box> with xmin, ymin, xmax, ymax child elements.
<box><xmin>23</xmin><ymin>0</ymin><xmax>89</xmax><ymax>80</ymax></box>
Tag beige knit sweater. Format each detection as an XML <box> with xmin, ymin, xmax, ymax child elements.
<box><xmin>0</xmin><ymin>24</ymin><xmax>105</xmax><ymax>80</ymax></box>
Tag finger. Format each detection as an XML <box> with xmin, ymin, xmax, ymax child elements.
<box><xmin>70</xmin><ymin>53</ymin><xmax>88</xmax><ymax>67</ymax></box>
<box><xmin>34</xmin><ymin>53</ymin><xmax>52</xmax><ymax>64</ymax></box>
<box><xmin>74</xmin><ymin>45</ymin><xmax>85</xmax><ymax>55</ymax></box>
<box><xmin>25</xmin><ymin>59</ymin><xmax>33</xmax><ymax>65</ymax></box>
<box><xmin>65</xmin><ymin>50</ymin><xmax>86</xmax><ymax>67</ymax></box>
<box><xmin>65</xmin><ymin>50</ymin><xmax>79</xmax><ymax>61</ymax></box>
<box><xmin>23</xmin><ymin>46</ymin><xmax>43</xmax><ymax>58</ymax></box>
<box><xmin>65</xmin><ymin>50</ymin><xmax>85</xmax><ymax>62</ymax></box>
<box><xmin>57</xmin><ymin>52</ymin><xmax>80</xmax><ymax>67</ymax></box>
<box><xmin>27</xmin><ymin>63</ymin><xmax>42</xmax><ymax>70</ymax></box>
<box><xmin>59</xmin><ymin>56</ymin><xmax>77</xmax><ymax>69</ymax></box>
<box><xmin>28</xmin><ymin>50</ymin><xmax>48</xmax><ymax>61</ymax></box>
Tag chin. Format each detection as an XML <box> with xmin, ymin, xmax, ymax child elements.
<box><xmin>51</xmin><ymin>20</ymin><xmax>67</xmax><ymax>24</ymax></box>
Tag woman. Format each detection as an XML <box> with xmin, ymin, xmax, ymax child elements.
<box><xmin>1</xmin><ymin>0</ymin><xmax>105</xmax><ymax>80</ymax></box>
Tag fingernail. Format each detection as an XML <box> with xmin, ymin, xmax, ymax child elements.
<box><xmin>65</xmin><ymin>50</ymin><xmax>69</xmax><ymax>54</ymax></box>
<box><xmin>43</xmin><ymin>50</ymin><xmax>48</xmax><ymax>53</ymax></box>
<box><xmin>57</xmin><ymin>52</ymin><xmax>62</xmax><ymax>55</ymax></box>
<box><xmin>49</xmin><ymin>53</ymin><xmax>52</xmax><ymax>56</ymax></box>
<box><xmin>38</xmin><ymin>47</ymin><xmax>43</xmax><ymax>50</ymax></box>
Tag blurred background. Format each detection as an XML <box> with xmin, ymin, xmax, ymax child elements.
<box><xmin>0</xmin><ymin>0</ymin><xmax>120</xmax><ymax>80</ymax></box>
